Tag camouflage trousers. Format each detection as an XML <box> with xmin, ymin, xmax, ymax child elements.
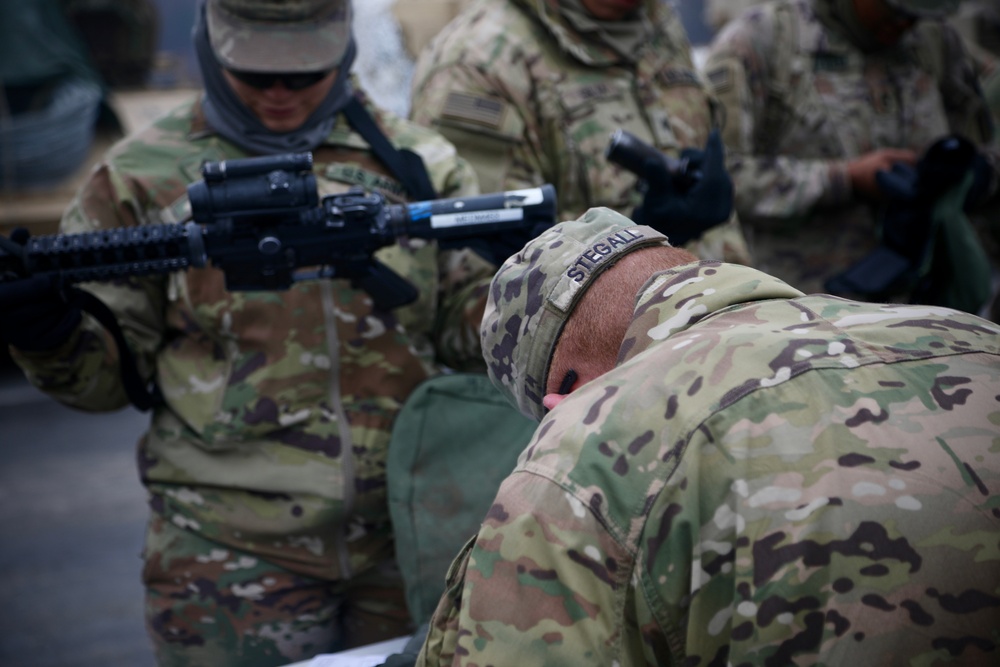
<box><xmin>141</xmin><ymin>514</ymin><xmax>414</xmax><ymax>667</ymax></box>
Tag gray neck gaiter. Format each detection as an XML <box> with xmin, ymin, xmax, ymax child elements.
<box><xmin>559</xmin><ymin>0</ymin><xmax>649</xmax><ymax>62</ymax></box>
<box><xmin>193</xmin><ymin>1</ymin><xmax>357</xmax><ymax>155</ymax></box>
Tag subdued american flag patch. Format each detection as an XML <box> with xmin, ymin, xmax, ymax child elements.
<box><xmin>706</xmin><ymin>66</ymin><xmax>732</xmax><ymax>93</ymax></box>
<box><xmin>441</xmin><ymin>92</ymin><xmax>507</xmax><ymax>130</ymax></box>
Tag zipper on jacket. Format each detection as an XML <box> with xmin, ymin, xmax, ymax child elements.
<box><xmin>321</xmin><ymin>280</ymin><xmax>355</xmax><ymax>579</ymax></box>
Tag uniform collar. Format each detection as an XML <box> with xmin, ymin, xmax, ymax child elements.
<box><xmin>512</xmin><ymin>0</ymin><xmax>669</xmax><ymax>67</ymax></box>
<box><xmin>188</xmin><ymin>77</ymin><xmax>373</xmax><ymax>151</ymax></box>
<box><xmin>618</xmin><ymin>261</ymin><xmax>805</xmax><ymax>363</ymax></box>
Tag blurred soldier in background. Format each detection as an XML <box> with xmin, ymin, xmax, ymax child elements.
<box><xmin>408</xmin><ymin>0</ymin><xmax>752</xmax><ymax>265</ymax></box>
<box><xmin>64</xmin><ymin>0</ymin><xmax>159</xmax><ymax>89</ymax></box>
<box><xmin>0</xmin><ymin>0</ymin><xmax>496</xmax><ymax>665</ymax></box>
<box><xmin>704</xmin><ymin>0</ymin><xmax>998</xmax><ymax>313</ymax></box>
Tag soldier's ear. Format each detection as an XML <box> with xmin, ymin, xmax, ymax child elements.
<box><xmin>542</xmin><ymin>393</ymin><xmax>569</xmax><ymax>411</ymax></box>
<box><xmin>542</xmin><ymin>368</ymin><xmax>589</xmax><ymax>412</ymax></box>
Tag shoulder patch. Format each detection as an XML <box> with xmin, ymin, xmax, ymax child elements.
<box><xmin>441</xmin><ymin>92</ymin><xmax>509</xmax><ymax>131</ymax></box>
<box><xmin>812</xmin><ymin>52</ymin><xmax>849</xmax><ymax>73</ymax></box>
<box><xmin>706</xmin><ymin>66</ymin><xmax>733</xmax><ymax>93</ymax></box>
<box><xmin>323</xmin><ymin>163</ymin><xmax>407</xmax><ymax>200</ymax></box>
<box><xmin>657</xmin><ymin>68</ymin><xmax>703</xmax><ymax>89</ymax></box>
<box><xmin>559</xmin><ymin>82</ymin><xmax>625</xmax><ymax>110</ymax></box>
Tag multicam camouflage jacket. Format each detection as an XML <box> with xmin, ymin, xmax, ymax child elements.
<box><xmin>703</xmin><ymin>0</ymin><xmax>997</xmax><ymax>295</ymax></box>
<box><xmin>11</xmin><ymin>87</ymin><xmax>493</xmax><ymax>582</ymax></box>
<box><xmin>409</xmin><ymin>0</ymin><xmax>752</xmax><ymax>265</ymax></box>
<box><xmin>419</xmin><ymin>261</ymin><xmax>1000</xmax><ymax>666</ymax></box>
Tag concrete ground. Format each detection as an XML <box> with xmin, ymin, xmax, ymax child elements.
<box><xmin>0</xmin><ymin>359</ymin><xmax>416</xmax><ymax>667</ymax></box>
<box><xmin>0</xmin><ymin>362</ymin><xmax>155</xmax><ymax>667</ymax></box>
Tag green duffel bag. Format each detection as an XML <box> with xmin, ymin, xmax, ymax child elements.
<box><xmin>387</xmin><ymin>372</ymin><xmax>537</xmax><ymax>625</ymax></box>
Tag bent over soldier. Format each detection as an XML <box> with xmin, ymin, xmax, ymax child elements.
<box><xmin>418</xmin><ymin>207</ymin><xmax>1000</xmax><ymax>666</ymax></box>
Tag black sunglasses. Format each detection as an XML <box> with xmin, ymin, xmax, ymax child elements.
<box><xmin>226</xmin><ymin>68</ymin><xmax>332</xmax><ymax>91</ymax></box>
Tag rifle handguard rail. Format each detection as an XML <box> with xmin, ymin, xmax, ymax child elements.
<box><xmin>4</xmin><ymin>222</ymin><xmax>206</xmax><ymax>285</ymax></box>
<box><xmin>1</xmin><ymin>152</ymin><xmax>557</xmax><ymax>311</ymax></box>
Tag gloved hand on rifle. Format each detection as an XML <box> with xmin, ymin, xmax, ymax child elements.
<box><xmin>630</xmin><ymin>129</ymin><xmax>734</xmax><ymax>246</ymax></box>
<box><xmin>0</xmin><ymin>228</ymin><xmax>82</xmax><ymax>351</ymax></box>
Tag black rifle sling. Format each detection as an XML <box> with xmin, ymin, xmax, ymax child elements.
<box><xmin>69</xmin><ymin>286</ymin><xmax>163</xmax><ymax>412</ymax></box>
<box><xmin>343</xmin><ymin>96</ymin><xmax>438</xmax><ymax>200</ymax></box>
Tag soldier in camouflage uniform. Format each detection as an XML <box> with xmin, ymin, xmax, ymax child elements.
<box><xmin>0</xmin><ymin>1</ymin><xmax>493</xmax><ymax>666</ymax></box>
<box><xmin>415</xmin><ymin>207</ymin><xmax>1000</xmax><ymax>666</ymax></box>
<box><xmin>408</xmin><ymin>0</ymin><xmax>753</xmax><ymax>265</ymax></box>
<box><xmin>703</xmin><ymin>0</ymin><xmax>998</xmax><ymax>299</ymax></box>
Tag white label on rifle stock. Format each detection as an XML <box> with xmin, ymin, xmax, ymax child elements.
<box><xmin>504</xmin><ymin>187</ymin><xmax>547</xmax><ymax>206</ymax></box>
<box><xmin>429</xmin><ymin>186</ymin><xmax>544</xmax><ymax>228</ymax></box>
<box><xmin>431</xmin><ymin>208</ymin><xmax>525</xmax><ymax>228</ymax></box>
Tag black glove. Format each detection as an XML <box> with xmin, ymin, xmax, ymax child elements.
<box><xmin>874</xmin><ymin>161</ymin><xmax>928</xmax><ymax>264</ymax></box>
<box><xmin>0</xmin><ymin>230</ymin><xmax>82</xmax><ymax>351</ymax></box>
<box><xmin>630</xmin><ymin>129</ymin><xmax>734</xmax><ymax>246</ymax></box>
<box><xmin>911</xmin><ymin>134</ymin><xmax>978</xmax><ymax>199</ymax></box>
<box><xmin>828</xmin><ymin>134</ymin><xmax>987</xmax><ymax>303</ymax></box>
<box><xmin>965</xmin><ymin>150</ymin><xmax>994</xmax><ymax>211</ymax></box>
<box><xmin>875</xmin><ymin>134</ymin><xmax>979</xmax><ymax>263</ymax></box>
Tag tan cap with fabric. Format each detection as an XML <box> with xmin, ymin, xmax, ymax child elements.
<box><xmin>207</xmin><ymin>0</ymin><xmax>352</xmax><ymax>73</ymax></box>
<box><xmin>481</xmin><ymin>207</ymin><xmax>671</xmax><ymax>421</ymax></box>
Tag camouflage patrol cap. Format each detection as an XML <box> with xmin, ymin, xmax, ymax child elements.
<box><xmin>481</xmin><ymin>207</ymin><xmax>671</xmax><ymax>421</ymax></box>
<box><xmin>882</xmin><ymin>0</ymin><xmax>962</xmax><ymax>18</ymax></box>
<box><xmin>206</xmin><ymin>0</ymin><xmax>352</xmax><ymax>73</ymax></box>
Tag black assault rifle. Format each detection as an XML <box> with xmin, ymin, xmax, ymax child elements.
<box><xmin>604</xmin><ymin>128</ymin><xmax>701</xmax><ymax>190</ymax></box>
<box><xmin>0</xmin><ymin>152</ymin><xmax>557</xmax><ymax>311</ymax></box>
<box><xmin>0</xmin><ymin>153</ymin><xmax>555</xmax><ymax>410</ymax></box>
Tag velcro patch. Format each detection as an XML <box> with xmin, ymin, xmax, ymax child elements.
<box><xmin>706</xmin><ymin>66</ymin><xmax>733</xmax><ymax>93</ymax></box>
<box><xmin>559</xmin><ymin>82</ymin><xmax>624</xmax><ymax>110</ymax></box>
<box><xmin>813</xmin><ymin>52</ymin><xmax>848</xmax><ymax>73</ymax></box>
<box><xmin>324</xmin><ymin>163</ymin><xmax>407</xmax><ymax>199</ymax></box>
<box><xmin>441</xmin><ymin>92</ymin><xmax>508</xmax><ymax>131</ymax></box>
<box><xmin>658</xmin><ymin>68</ymin><xmax>702</xmax><ymax>88</ymax></box>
